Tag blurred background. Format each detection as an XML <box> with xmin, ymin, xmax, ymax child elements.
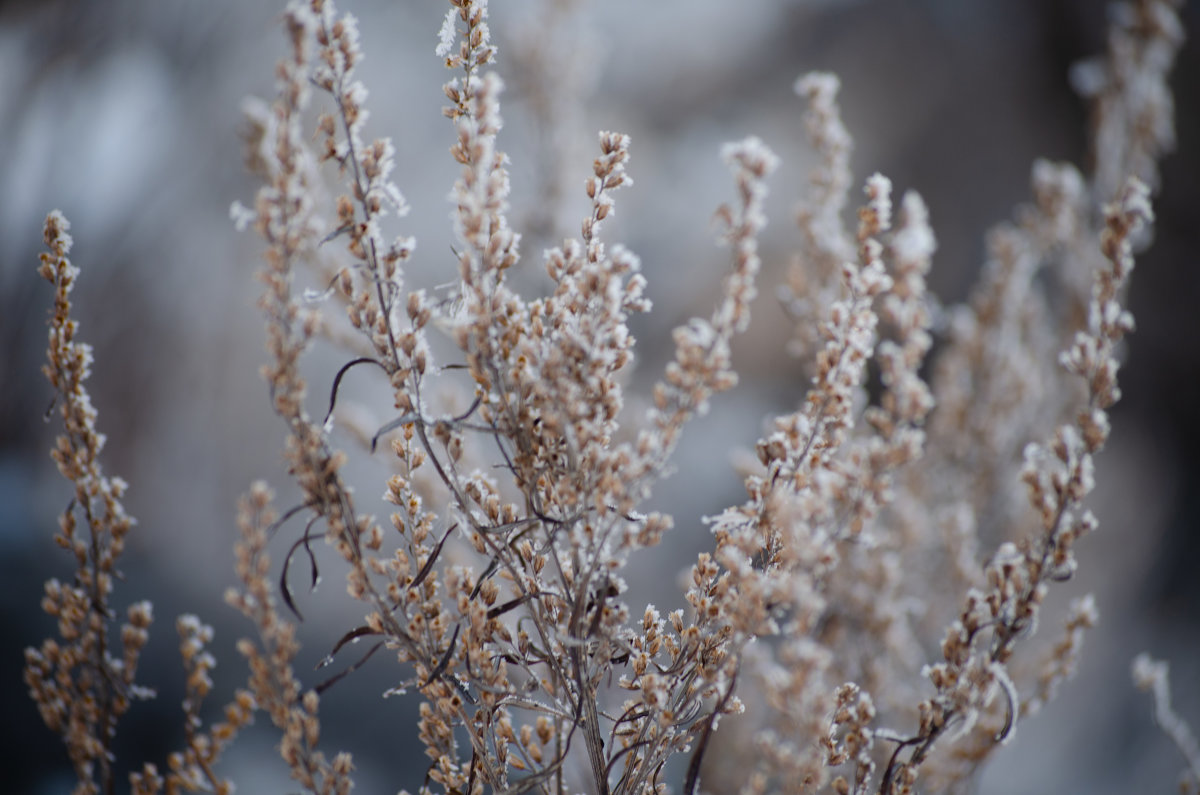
<box><xmin>1</xmin><ymin>0</ymin><xmax>1197</xmax><ymax>792</ymax></box>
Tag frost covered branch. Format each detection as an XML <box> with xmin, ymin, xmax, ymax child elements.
<box><xmin>23</xmin><ymin>0</ymin><xmax>1189</xmax><ymax>793</ymax></box>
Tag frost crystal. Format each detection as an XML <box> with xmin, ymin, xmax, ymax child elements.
<box><xmin>436</xmin><ymin>9</ymin><xmax>457</xmax><ymax>59</ymax></box>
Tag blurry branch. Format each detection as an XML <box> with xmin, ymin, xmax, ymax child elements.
<box><xmin>1133</xmin><ymin>653</ymin><xmax>1200</xmax><ymax>795</ymax></box>
<box><xmin>25</xmin><ymin>211</ymin><xmax>154</xmax><ymax>795</ymax></box>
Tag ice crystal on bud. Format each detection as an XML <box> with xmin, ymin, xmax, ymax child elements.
<box><xmin>435</xmin><ymin>8</ymin><xmax>458</xmax><ymax>59</ymax></box>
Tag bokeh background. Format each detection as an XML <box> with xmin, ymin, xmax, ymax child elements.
<box><xmin>2</xmin><ymin>1</ymin><xmax>1197</xmax><ymax>792</ymax></box>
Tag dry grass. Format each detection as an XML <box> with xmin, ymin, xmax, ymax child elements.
<box><xmin>23</xmin><ymin>1</ymin><xmax>1195</xmax><ymax>793</ymax></box>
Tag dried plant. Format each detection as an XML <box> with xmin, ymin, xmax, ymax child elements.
<box><xmin>1132</xmin><ymin>654</ymin><xmax>1200</xmax><ymax>794</ymax></box>
<box><xmin>24</xmin><ymin>0</ymin><xmax>1193</xmax><ymax>793</ymax></box>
